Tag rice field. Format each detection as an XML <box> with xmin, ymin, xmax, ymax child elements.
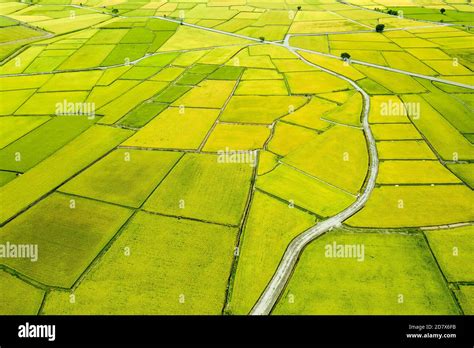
<box><xmin>0</xmin><ymin>0</ymin><xmax>472</xmax><ymax>317</ymax></box>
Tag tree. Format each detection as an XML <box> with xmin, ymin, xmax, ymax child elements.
<box><xmin>440</xmin><ymin>8</ymin><xmax>446</xmax><ymax>15</ymax></box>
<box><xmin>297</xmin><ymin>6</ymin><xmax>302</xmax><ymax>11</ymax></box>
<box><xmin>375</xmin><ymin>23</ymin><xmax>385</xmax><ymax>33</ymax></box>
<box><xmin>111</xmin><ymin>8</ymin><xmax>119</xmax><ymax>15</ymax></box>
<box><xmin>259</xmin><ymin>36</ymin><xmax>265</xmax><ymax>42</ymax></box>
<box><xmin>341</xmin><ymin>52</ymin><xmax>351</xmax><ymax>61</ymax></box>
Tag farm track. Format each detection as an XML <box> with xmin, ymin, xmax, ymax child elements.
<box><xmin>250</xmin><ymin>48</ymin><xmax>378</xmax><ymax>315</ymax></box>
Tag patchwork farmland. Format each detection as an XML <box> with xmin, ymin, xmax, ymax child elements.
<box><xmin>0</xmin><ymin>0</ymin><xmax>472</xmax><ymax>316</ymax></box>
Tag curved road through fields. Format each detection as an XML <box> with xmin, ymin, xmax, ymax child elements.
<box><xmin>249</xmin><ymin>49</ymin><xmax>379</xmax><ymax>315</ymax></box>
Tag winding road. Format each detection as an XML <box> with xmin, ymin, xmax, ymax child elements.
<box><xmin>249</xmin><ymin>49</ymin><xmax>378</xmax><ymax>315</ymax></box>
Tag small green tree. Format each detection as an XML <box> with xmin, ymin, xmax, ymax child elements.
<box><xmin>440</xmin><ymin>8</ymin><xmax>446</xmax><ymax>15</ymax></box>
<box><xmin>375</xmin><ymin>23</ymin><xmax>385</xmax><ymax>33</ymax></box>
<box><xmin>111</xmin><ymin>8</ymin><xmax>119</xmax><ymax>15</ymax></box>
<box><xmin>297</xmin><ymin>6</ymin><xmax>302</xmax><ymax>11</ymax></box>
<box><xmin>259</xmin><ymin>36</ymin><xmax>265</xmax><ymax>42</ymax></box>
<box><xmin>341</xmin><ymin>52</ymin><xmax>351</xmax><ymax>61</ymax></box>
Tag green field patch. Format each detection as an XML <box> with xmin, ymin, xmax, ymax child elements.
<box><xmin>60</xmin><ymin>149</ymin><xmax>181</xmax><ymax>208</ymax></box>
<box><xmin>401</xmin><ymin>95</ymin><xmax>474</xmax><ymax>161</ymax></box>
<box><xmin>153</xmin><ymin>85</ymin><xmax>191</xmax><ymax>103</ymax></box>
<box><xmin>455</xmin><ymin>286</ymin><xmax>474</xmax><ymax>315</ymax></box>
<box><xmin>206</xmin><ymin>66</ymin><xmax>242</xmax><ymax>80</ymax></box>
<box><xmin>175</xmin><ymin>72</ymin><xmax>207</xmax><ymax>85</ymax></box>
<box><xmin>331</xmin><ymin>49</ymin><xmax>388</xmax><ymax>66</ymax></box>
<box><xmin>355</xmin><ymin>65</ymin><xmax>426</xmax><ymax>93</ymax></box>
<box><xmin>235</xmin><ymin>79</ymin><xmax>287</xmax><ymax>95</ymax></box>
<box><xmin>118</xmin><ymin>101</ymin><xmax>167</xmax><ymax>128</ymax></box>
<box><xmin>39</xmin><ymin>71</ymin><xmax>103</xmax><ymax>92</ymax></box>
<box><xmin>446</xmin><ymin>163</ymin><xmax>474</xmax><ymax>189</ymax></box>
<box><xmin>172</xmin><ymin>80</ymin><xmax>236</xmax><ymax>108</ymax></box>
<box><xmin>173</xmin><ymin>50</ymin><xmax>209</xmax><ymax>67</ymax></box>
<box><xmin>98</xmin><ymin>81</ymin><xmax>167</xmax><ymax>124</ymax></box>
<box><xmin>248</xmin><ymin>45</ymin><xmax>295</xmax><ymax>59</ymax></box>
<box><xmin>159</xmin><ymin>26</ymin><xmax>250</xmax><ymax>51</ymax></box>
<box><xmin>424</xmin><ymin>59</ymin><xmax>473</xmax><ymax>76</ymax></box>
<box><xmin>229</xmin><ymin>191</ymin><xmax>316</xmax><ymax>314</ymax></box>
<box><xmin>137</xmin><ymin>52</ymin><xmax>179</xmax><ymax>67</ymax></box>
<box><xmin>272</xmin><ymin>59</ymin><xmax>318</xmax><ymax>72</ymax></box>
<box><xmin>100</xmin><ymin>44</ymin><xmax>149</xmax><ymax>66</ymax></box>
<box><xmin>0</xmin><ymin>89</ymin><xmax>35</xmax><ymax>115</ymax></box>
<box><xmin>289</xmin><ymin>20</ymin><xmax>367</xmax><ymax>34</ymax></box>
<box><xmin>0</xmin><ymin>192</ymin><xmax>132</xmax><ymax>288</ymax></box>
<box><xmin>368</xmin><ymin>95</ymin><xmax>411</xmax><ymax>123</ymax></box>
<box><xmin>268</xmin><ymin>122</ymin><xmax>319</xmax><ymax>156</ymax></box>
<box><xmin>274</xmin><ymin>231</ymin><xmax>460</xmax><ymax>315</ymax></box>
<box><xmin>203</xmin><ymin>123</ymin><xmax>270</xmax><ymax>151</ymax></box>
<box><xmin>406</xmin><ymin>48</ymin><xmax>451</xmax><ymax>60</ymax></box>
<box><xmin>42</xmin><ymin>212</ymin><xmax>237</xmax><ymax>314</ymax></box>
<box><xmin>144</xmin><ymin>153</ymin><xmax>252</xmax><ymax>225</ymax></box>
<box><xmin>119</xmin><ymin>66</ymin><xmax>161</xmax><ymax>80</ymax></box>
<box><xmin>0</xmin><ymin>171</ymin><xmax>17</xmax><ymax>187</ymax></box>
<box><xmin>0</xmin><ymin>126</ymin><xmax>133</xmax><ymax>225</ymax></box>
<box><xmin>331</xmin><ymin>40</ymin><xmax>401</xmax><ymax>51</ymax></box>
<box><xmin>378</xmin><ymin>160</ymin><xmax>461</xmax><ymax>185</ymax></box>
<box><xmin>286</xmin><ymin>71</ymin><xmax>352</xmax><ymax>94</ymax></box>
<box><xmin>86</xmin><ymin>28</ymin><xmax>128</xmax><ymax>44</ymax></box>
<box><xmin>214</xmin><ymin>18</ymin><xmax>255</xmax><ymax>32</ymax></box>
<box><xmin>120</xmin><ymin>27</ymin><xmax>155</xmax><ymax>44</ymax></box>
<box><xmin>289</xmin><ymin>35</ymin><xmax>329</xmax><ymax>54</ymax></box>
<box><xmin>371</xmin><ymin>124</ymin><xmax>422</xmax><ymax>140</ymax></box>
<box><xmin>322</xmin><ymin>92</ymin><xmax>362</xmax><ymax>127</ymax></box>
<box><xmin>0</xmin><ymin>116</ymin><xmax>49</xmax><ymax>149</ymax></box>
<box><xmin>225</xmin><ymin>49</ymin><xmax>275</xmax><ymax>69</ymax></box>
<box><xmin>122</xmin><ymin>107</ymin><xmax>219</xmax><ymax>149</ymax></box>
<box><xmin>237</xmin><ymin>25</ymin><xmax>288</xmax><ymax>41</ymax></box>
<box><xmin>257</xmin><ymin>164</ymin><xmax>355</xmax><ymax>217</ymax></box>
<box><xmin>377</xmin><ymin>141</ymin><xmax>437</xmax><ymax>160</ymax></box>
<box><xmin>0</xmin><ymin>271</ymin><xmax>44</xmax><ymax>314</ymax></box>
<box><xmin>281</xmin><ymin>97</ymin><xmax>333</xmax><ymax>131</ymax></box>
<box><xmin>86</xmin><ymin>80</ymin><xmax>140</xmax><ymax>109</ymax></box>
<box><xmin>283</xmin><ymin>125</ymin><xmax>368</xmax><ymax>194</ymax></box>
<box><xmin>301</xmin><ymin>51</ymin><xmax>366</xmax><ymax>81</ymax></box>
<box><xmin>24</xmin><ymin>55</ymin><xmax>69</xmax><ymax>73</ymax></box>
<box><xmin>150</xmin><ymin>66</ymin><xmax>185</xmax><ymax>81</ymax></box>
<box><xmin>347</xmin><ymin>185</ymin><xmax>474</xmax><ymax>228</ymax></box>
<box><xmin>241</xmin><ymin>68</ymin><xmax>283</xmax><ymax>80</ymax></box>
<box><xmin>221</xmin><ymin>95</ymin><xmax>306</xmax><ymax>124</ymax></box>
<box><xmin>421</xmin><ymin>92</ymin><xmax>473</xmax><ymax>134</ymax></box>
<box><xmin>0</xmin><ymin>46</ymin><xmax>43</xmax><ymax>74</ymax></box>
<box><xmin>199</xmin><ymin>46</ymin><xmax>244</xmax><ymax>65</ymax></box>
<box><xmin>33</xmin><ymin>13</ymin><xmax>109</xmax><ymax>34</ymax></box>
<box><xmin>0</xmin><ymin>116</ymin><xmax>96</xmax><ymax>172</ymax></box>
<box><xmin>58</xmin><ymin>45</ymin><xmax>115</xmax><ymax>70</ymax></box>
<box><xmin>426</xmin><ymin>225</ymin><xmax>474</xmax><ymax>282</ymax></box>
<box><xmin>381</xmin><ymin>51</ymin><xmax>437</xmax><ymax>76</ymax></box>
<box><xmin>257</xmin><ymin>150</ymin><xmax>278</xmax><ymax>176</ymax></box>
<box><xmin>16</xmin><ymin>91</ymin><xmax>88</xmax><ymax>115</ymax></box>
